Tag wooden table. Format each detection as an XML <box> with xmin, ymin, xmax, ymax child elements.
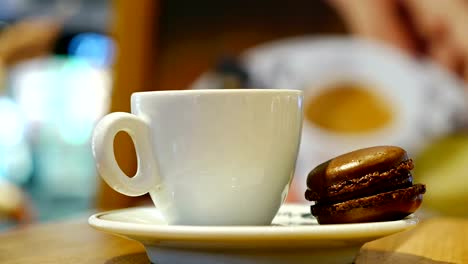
<box><xmin>0</xmin><ymin>217</ymin><xmax>466</xmax><ymax>263</ymax></box>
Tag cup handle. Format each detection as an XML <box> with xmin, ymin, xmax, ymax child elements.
<box><xmin>92</xmin><ymin>112</ymin><xmax>160</xmax><ymax>196</ymax></box>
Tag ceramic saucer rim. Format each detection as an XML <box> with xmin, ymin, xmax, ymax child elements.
<box><xmin>88</xmin><ymin>204</ymin><xmax>418</xmax><ymax>241</ymax></box>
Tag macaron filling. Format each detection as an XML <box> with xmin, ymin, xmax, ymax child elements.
<box><xmin>311</xmin><ymin>184</ymin><xmax>426</xmax><ymax>224</ymax></box>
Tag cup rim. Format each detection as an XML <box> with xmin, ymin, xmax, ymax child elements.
<box><xmin>132</xmin><ymin>89</ymin><xmax>302</xmax><ymax>97</ymax></box>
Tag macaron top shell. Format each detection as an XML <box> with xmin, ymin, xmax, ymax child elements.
<box><xmin>306</xmin><ymin>146</ymin><xmax>409</xmax><ymax>191</ymax></box>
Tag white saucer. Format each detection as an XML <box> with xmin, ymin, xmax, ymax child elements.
<box><xmin>89</xmin><ymin>204</ymin><xmax>417</xmax><ymax>264</ymax></box>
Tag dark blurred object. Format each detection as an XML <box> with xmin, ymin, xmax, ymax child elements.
<box><xmin>214</xmin><ymin>56</ymin><xmax>250</xmax><ymax>89</ymax></box>
<box><xmin>190</xmin><ymin>56</ymin><xmax>251</xmax><ymax>90</ymax></box>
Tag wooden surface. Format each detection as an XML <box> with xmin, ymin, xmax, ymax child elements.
<box><xmin>0</xmin><ymin>219</ymin><xmax>146</xmax><ymax>264</ymax></box>
<box><xmin>0</xmin><ymin>217</ymin><xmax>466</xmax><ymax>263</ymax></box>
<box><xmin>357</xmin><ymin>217</ymin><xmax>468</xmax><ymax>263</ymax></box>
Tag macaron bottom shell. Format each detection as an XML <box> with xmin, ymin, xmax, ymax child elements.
<box><xmin>311</xmin><ymin>184</ymin><xmax>426</xmax><ymax>224</ymax></box>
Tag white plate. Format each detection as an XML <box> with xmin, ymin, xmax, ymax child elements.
<box><xmin>89</xmin><ymin>204</ymin><xmax>418</xmax><ymax>264</ymax></box>
<box><xmin>242</xmin><ymin>36</ymin><xmax>467</xmax><ymax>157</ymax></box>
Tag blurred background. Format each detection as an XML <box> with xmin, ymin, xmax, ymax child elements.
<box><xmin>0</xmin><ymin>0</ymin><xmax>467</xmax><ymax>230</ymax></box>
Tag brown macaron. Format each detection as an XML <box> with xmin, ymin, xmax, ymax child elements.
<box><xmin>305</xmin><ymin>146</ymin><xmax>426</xmax><ymax>224</ymax></box>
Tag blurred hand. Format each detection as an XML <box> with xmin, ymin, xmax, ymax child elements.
<box><xmin>330</xmin><ymin>0</ymin><xmax>468</xmax><ymax>82</ymax></box>
<box><xmin>0</xmin><ymin>180</ymin><xmax>36</xmax><ymax>226</ymax></box>
<box><xmin>0</xmin><ymin>17</ymin><xmax>61</xmax><ymax>66</ymax></box>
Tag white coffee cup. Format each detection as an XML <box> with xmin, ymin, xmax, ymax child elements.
<box><xmin>92</xmin><ymin>89</ymin><xmax>303</xmax><ymax>225</ymax></box>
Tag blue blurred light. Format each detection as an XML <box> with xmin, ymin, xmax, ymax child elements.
<box><xmin>68</xmin><ymin>33</ymin><xmax>115</xmax><ymax>67</ymax></box>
